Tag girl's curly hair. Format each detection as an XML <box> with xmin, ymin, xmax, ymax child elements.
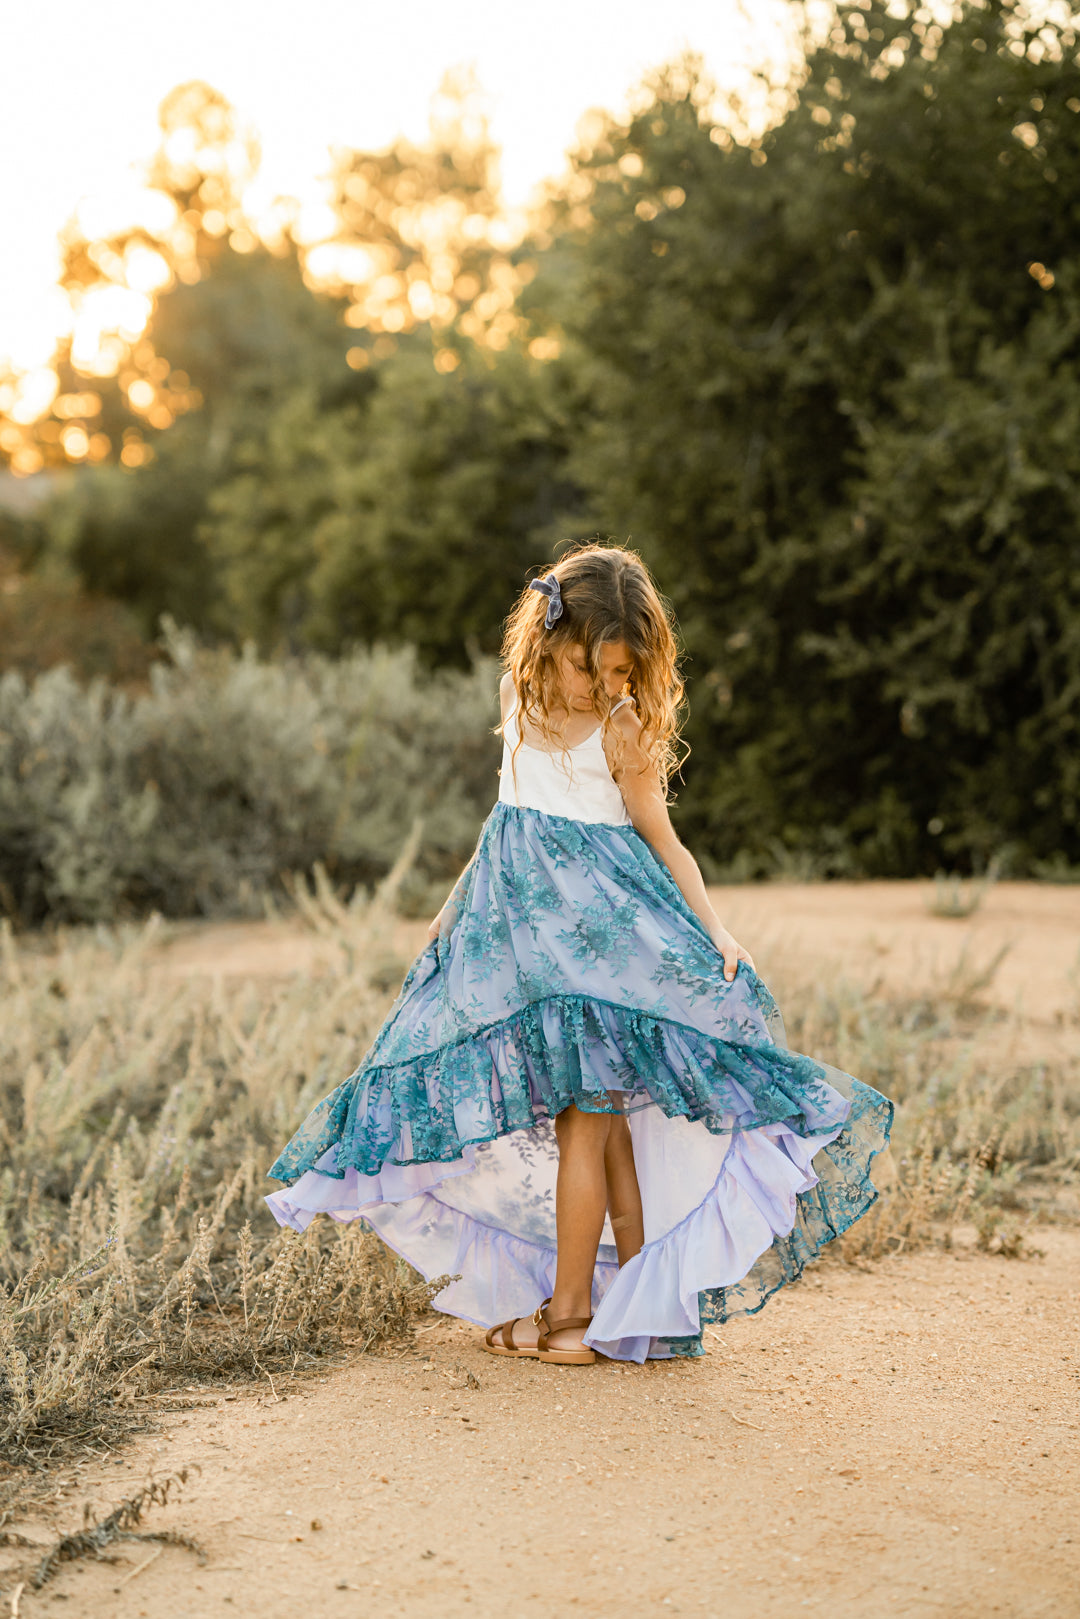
<box><xmin>500</xmin><ymin>542</ymin><xmax>687</xmax><ymax>793</ymax></box>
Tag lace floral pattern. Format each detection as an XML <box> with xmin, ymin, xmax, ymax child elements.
<box><xmin>699</xmin><ymin>1076</ymin><xmax>892</xmax><ymax>1323</ymax></box>
<box><xmin>267</xmin><ymin>800</ymin><xmax>893</xmax><ymax>1341</ymax></box>
<box><xmin>269</xmin><ymin>803</ymin><xmax>860</xmax><ymax>1184</ymax></box>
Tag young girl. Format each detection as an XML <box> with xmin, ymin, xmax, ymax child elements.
<box><xmin>266</xmin><ymin>544</ymin><xmax>892</xmax><ymax>1363</ymax></box>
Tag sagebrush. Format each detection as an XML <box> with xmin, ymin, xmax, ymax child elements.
<box><xmin>0</xmin><ymin>864</ymin><xmax>452</xmax><ymax>1506</ymax></box>
<box><xmin>0</xmin><ymin>621</ymin><xmax>499</xmax><ymax>926</ymax></box>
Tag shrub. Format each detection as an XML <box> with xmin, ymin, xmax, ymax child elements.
<box><xmin>0</xmin><ymin>871</ymin><xmax>453</xmax><ymax>1497</ymax></box>
<box><xmin>0</xmin><ymin>623</ymin><xmax>499</xmax><ymax>925</ymax></box>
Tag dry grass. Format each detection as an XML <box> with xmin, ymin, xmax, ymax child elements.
<box><xmin>769</xmin><ymin>940</ymin><xmax>1079</xmax><ymax>1264</ymax></box>
<box><xmin>925</xmin><ymin>861</ymin><xmax>1001</xmax><ymax>919</ymax></box>
<box><xmin>2</xmin><ymin>864</ymin><xmax>1077</xmax><ymax>1514</ymax></box>
<box><xmin>0</xmin><ymin>850</ymin><xmax>451</xmax><ymax>1510</ymax></box>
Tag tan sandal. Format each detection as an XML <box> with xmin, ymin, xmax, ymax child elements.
<box><xmin>483</xmin><ymin>1298</ymin><xmax>551</xmax><ymax>1358</ymax></box>
<box><xmin>535</xmin><ymin>1303</ymin><xmax>596</xmax><ymax>1366</ymax></box>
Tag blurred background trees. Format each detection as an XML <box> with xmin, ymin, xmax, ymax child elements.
<box><xmin>3</xmin><ymin>0</ymin><xmax>1080</xmax><ymax>912</ymax></box>
<box><xmin>543</xmin><ymin>1</ymin><xmax>1080</xmax><ymax>876</ymax></box>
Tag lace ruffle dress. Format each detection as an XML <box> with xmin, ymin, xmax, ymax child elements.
<box><xmin>266</xmin><ymin>700</ymin><xmax>893</xmax><ymax>1361</ymax></box>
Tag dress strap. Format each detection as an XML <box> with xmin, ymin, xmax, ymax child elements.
<box><xmin>609</xmin><ymin>696</ymin><xmax>635</xmax><ymax>717</ymax></box>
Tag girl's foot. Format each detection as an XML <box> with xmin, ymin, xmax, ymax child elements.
<box><xmin>536</xmin><ymin>1305</ymin><xmax>596</xmax><ymax>1364</ymax></box>
<box><xmin>484</xmin><ymin>1312</ymin><xmax>541</xmax><ymax>1357</ymax></box>
<box><xmin>483</xmin><ymin>1301</ymin><xmax>595</xmax><ymax>1362</ymax></box>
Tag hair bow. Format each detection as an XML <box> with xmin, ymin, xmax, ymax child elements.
<box><xmin>529</xmin><ymin>573</ymin><xmax>564</xmax><ymax>629</ymax></box>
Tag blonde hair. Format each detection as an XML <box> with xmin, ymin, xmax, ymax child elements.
<box><xmin>500</xmin><ymin>542</ymin><xmax>687</xmax><ymax>793</ymax></box>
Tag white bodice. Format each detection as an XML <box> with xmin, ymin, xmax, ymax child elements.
<box><xmin>497</xmin><ymin>701</ymin><xmax>630</xmax><ymax>826</ymax></box>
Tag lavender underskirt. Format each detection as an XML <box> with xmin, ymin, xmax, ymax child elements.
<box><xmin>264</xmin><ymin>802</ymin><xmax>890</xmax><ymax>1361</ymax></box>
<box><xmin>266</xmin><ymin>1103</ymin><xmax>844</xmax><ymax>1363</ymax></box>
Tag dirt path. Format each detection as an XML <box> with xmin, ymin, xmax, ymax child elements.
<box><xmin>155</xmin><ymin>879</ymin><xmax>1080</xmax><ymax>1023</ymax></box>
<box><xmin>8</xmin><ymin>883</ymin><xmax>1076</xmax><ymax>1615</ymax></box>
<box><xmin>5</xmin><ymin>1231</ymin><xmax>1078</xmax><ymax>1618</ymax></box>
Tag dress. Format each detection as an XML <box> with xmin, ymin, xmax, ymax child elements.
<box><xmin>266</xmin><ymin>699</ymin><xmax>893</xmax><ymax>1362</ymax></box>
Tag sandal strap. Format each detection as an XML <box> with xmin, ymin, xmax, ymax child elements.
<box><xmin>535</xmin><ymin>1312</ymin><xmax>592</xmax><ymax>1351</ymax></box>
<box><xmin>485</xmin><ymin>1316</ymin><xmax>519</xmax><ymax>1350</ymax></box>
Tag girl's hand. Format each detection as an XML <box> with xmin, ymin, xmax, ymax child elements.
<box><xmin>426</xmin><ymin>909</ymin><xmax>445</xmax><ymax>943</ymax></box>
<box><xmin>712</xmin><ymin>927</ymin><xmax>755</xmax><ymax>983</ymax></box>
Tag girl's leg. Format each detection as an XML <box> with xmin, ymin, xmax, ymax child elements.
<box><xmin>545</xmin><ymin>1103</ymin><xmax>643</xmax><ymax>1348</ymax></box>
<box><xmin>488</xmin><ymin>1102</ymin><xmax>611</xmax><ymax>1352</ymax></box>
<box><xmin>604</xmin><ymin>1109</ymin><xmax>644</xmax><ymax>1265</ymax></box>
<box><xmin>549</xmin><ymin>1103</ymin><xmax>612</xmax><ymax>1336</ymax></box>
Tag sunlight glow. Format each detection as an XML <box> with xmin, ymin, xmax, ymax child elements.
<box><xmin>127</xmin><ymin>379</ymin><xmax>156</xmax><ymax>410</ymax></box>
<box><xmin>54</xmin><ymin>391</ymin><xmax>102</xmax><ymax>418</ymax></box>
<box><xmin>71</xmin><ymin>286</ymin><xmax>153</xmax><ymax>375</ymax></box>
<box><xmin>1</xmin><ymin>0</ymin><xmax>800</xmax><ymax>460</ymax></box>
<box><xmin>60</xmin><ymin>424</ymin><xmax>90</xmax><ymax>460</ymax></box>
<box><xmin>9</xmin><ymin>369</ymin><xmax>58</xmax><ymax>425</ymax></box>
<box><xmin>74</xmin><ymin>184</ymin><xmax>178</xmax><ymax>248</ymax></box>
<box><xmin>125</xmin><ymin>246</ymin><xmax>173</xmax><ymax>294</ymax></box>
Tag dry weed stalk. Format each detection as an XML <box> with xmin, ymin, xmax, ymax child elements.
<box><xmin>31</xmin><ymin>1469</ymin><xmax>202</xmax><ymax>1590</ymax></box>
<box><xmin>1</xmin><ymin>865</ymin><xmax>1076</xmax><ymax>1506</ymax></box>
<box><xmin>0</xmin><ymin>857</ymin><xmax>453</xmax><ymax>1508</ymax></box>
<box><xmin>772</xmin><ymin>947</ymin><xmax>1079</xmax><ymax>1265</ymax></box>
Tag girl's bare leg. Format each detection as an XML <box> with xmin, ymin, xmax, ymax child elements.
<box><xmin>604</xmin><ymin>1109</ymin><xmax>644</xmax><ymax>1265</ymax></box>
<box><xmin>488</xmin><ymin>1103</ymin><xmax>611</xmax><ymax>1352</ymax></box>
<box><xmin>550</xmin><ymin>1103</ymin><xmax>612</xmax><ymax>1337</ymax></box>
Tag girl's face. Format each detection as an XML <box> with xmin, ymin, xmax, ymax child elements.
<box><xmin>556</xmin><ymin>640</ymin><xmax>634</xmax><ymax>711</ymax></box>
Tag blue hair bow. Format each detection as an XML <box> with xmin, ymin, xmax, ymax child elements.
<box><xmin>529</xmin><ymin>573</ymin><xmax>564</xmax><ymax>629</ymax></box>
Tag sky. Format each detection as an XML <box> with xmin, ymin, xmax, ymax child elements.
<box><xmin>1</xmin><ymin>0</ymin><xmax>797</xmax><ymax>378</ymax></box>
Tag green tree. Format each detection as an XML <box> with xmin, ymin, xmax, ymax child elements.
<box><xmin>17</xmin><ymin>83</ymin><xmax>354</xmax><ymax>639</ymax></box>
<box><xmin>536</xmin><ymin>1</ymin><xmax>1080</xmax><ymax>872</ymax></box>
<box><xmin>23</xmin><ymin>74</ymin><xmax>541</xmax><ymax>647</ymax></box>
<box><xmin>31</xmin><ymin>240</ymin><xmax>353</xmax><ymax>641</ymax></box>
<box><xmin>202</xmin><ymin>342</ymin><xmax>579</xmax><ymax>663</ymax></box>
<box><xmin>320</xmin><ymin>67</ymin><xmax>527</xmax><ymax>350</ymax></box>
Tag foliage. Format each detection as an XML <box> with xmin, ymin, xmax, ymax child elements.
<box><xmin>0</xmin><ymin>541</ymin><xmax>154</xmax><ymax>685</ymax></box>
<box><xmin>320</xmin><ymin>65</ymin><xmax>527</xmax><ymax>347</ymax></box>
<box><xmin>29</xmin><ymin>236</ymin><xmax>358</xmax><ymax>641</ymax></box>
<box><xmin>0</xmin><ymin>626</ymin><xmax>499</xmax><ymax>926</ymax></box>
<box><xmin>534</xmin><ymin>0</ymin><xmax>1080</xmax><ymax>874</ymax></box>
<box><xmin>765</xmin><ymin>938</ymin><xmax>1080</xmax><ymax>1262</ymax></box>
<box><xmin>8</xmin><ymin>5</ymin><xmax>1080</xmax><ymax>874</ymax></box>
<box><xmin>0</xmin><ymin>875</ymin><xmax>454</xmax><ymax>1503</ymax></box>
<box><xmin>201</xmin><ymin>343</ymin><xmax>580</xmax><ymax>662</ymax></box>
<box><xmin>926</xmin><ymin>862</ymin><xmax>1001</xmax><ymax>918</ymax></box>
<box><xmin>8</xmin><ymin>74</ymin><xmax>536</xmax><ymax>645</ymax></box>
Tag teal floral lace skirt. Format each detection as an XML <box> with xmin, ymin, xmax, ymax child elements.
<box><xmin>266</xmin><ymin>802</ymin><xmax>892</xmax><ymax>1362</ymax></box>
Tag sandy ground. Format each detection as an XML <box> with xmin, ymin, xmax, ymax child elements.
<box><xmin>5</xmin><ymin>1232</ymin><xmax>1078</xmax><ymax>1618</ymax></box>
<box><xmin>154</xmin><ymin>880</ymin><xmax>1080</xmax><ymax>1027</ymax></box>
<box><xmin>6</xmin><ymin>883</ymin><xmax>1078</xmax><ymax>1616</ymax></box>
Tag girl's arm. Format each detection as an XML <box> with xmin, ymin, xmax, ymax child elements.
<box><xmin>604</xmin><ymin>707</ymin><xmax>754</xmax><ymax>984</ymax></box>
